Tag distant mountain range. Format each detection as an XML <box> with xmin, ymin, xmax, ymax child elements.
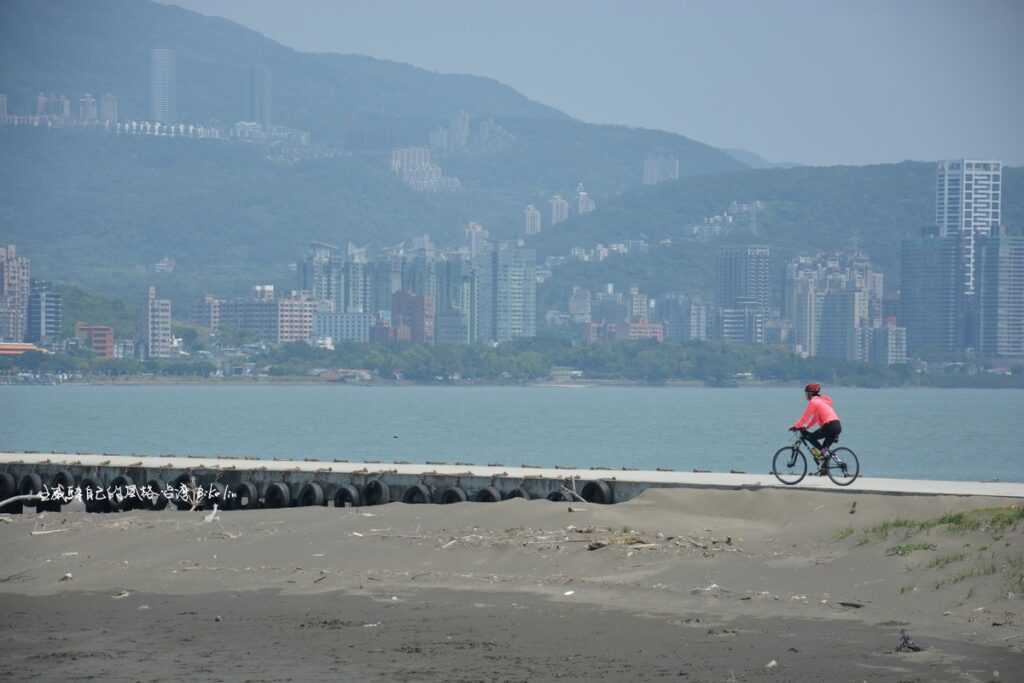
<box><xmin>0</xmin><ymin>0</ymin><xmax>1019</xmax><ymax>312</ymax></box>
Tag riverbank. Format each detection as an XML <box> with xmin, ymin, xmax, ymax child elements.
<box><xmin>1</xmin><ymin>488</ymin><xmax>1021</xmax><ymax>680</ymax></box>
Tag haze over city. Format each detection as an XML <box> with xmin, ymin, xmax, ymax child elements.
<box><xmin>164</xmin><ymin>0</ymin><xmax>1024</xmax><ymax>166</ymax></box>
<box><xmin>1</xmin><ymin>3</ymin><xmax>1024</xmax><ymax>678</ymax></box>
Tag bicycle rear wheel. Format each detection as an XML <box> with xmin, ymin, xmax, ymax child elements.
<box><xmin>826</xmin><ymin>447</ymin><xmax>860</xmax><ymax>486</ymax></box>
<box><xmin>772</xmin><ymin>446</ymin><xmax>807</xmax><ymax>485</ymax></box>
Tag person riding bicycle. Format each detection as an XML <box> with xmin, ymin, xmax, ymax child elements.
<box><xmin>789</xmin><ymin>383</ymin><xmax>842</xmax><ymax>474</ymax></box>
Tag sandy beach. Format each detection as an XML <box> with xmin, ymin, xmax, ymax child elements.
<box><xmin>1</xmin><ymin>488</ymin><xmax>1021</xmax><ymax>681</ymax></box>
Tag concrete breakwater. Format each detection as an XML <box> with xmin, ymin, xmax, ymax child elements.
<box><xmin>1</xmin><ymin>451</ymin><xmax>1023</xmax><ymax>513</ymax></box>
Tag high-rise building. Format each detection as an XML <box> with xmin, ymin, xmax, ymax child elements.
<box><xmin>549</xmin><ymin>194</ymin><xmax>569</xmax><ymax>225</ymax></box>
<box><xmin>464</xmin><ymin>222</ymin><xmax>489</xmax><ymax>259</ymax></box>
<box><xmin>26</xmin><ymin>280</ymin><xmax>62</xmax><ymax>345</ymax></box>
<box><xmin>79</xmin><ymin>93</ymin><xmax>97</xmax><ymax>123</ymax></box>
<box><xmin>300</xmin><ymin>242</ymin><xmax>344</xmax><ymax>309</ymax></box>
<box><xmin>391</xmin><ymin>291</ymin><xmax>434</xmax><ymax>344</ymax></box>
<box><xmin>568</xmin><ymin>287</ymin><xmax>592</xmax><ymax>324</ymax></box>
<box><xmin>150</xmin><ymin>48</ymin><xmax>176</xmax><ymax>124</ymax></box>
<box><xmin>100</xmin><ymin>94</ymin><xmax>119</xmax><ymax>124</ymax></box>
<box><xmin>871</xmin><ymin>321</ymin><xmax>908</xmax><ymax>366</ymax></box>
<box><xmin>901</xmin><ymin>232</ymin><xmax>964</xmax><ymax>357</ymax></box>
<box><xmin>524</xmin><ymin>204</ymin><xmax>542</xmax><ymax>235</ymax></box>
<box><xmin>492</xmin><ymin>243</ymin><xmax>536</xmax><ymax>342</ymax></box>
<box><xmin>191</xmin><ymin>295</ymin><xmax>223</xmax><ymax>336</ymax></box>
<box><xmin>719</xmin><ymin>306</ymin><xmax>766</xmax><ymax>345</ymax></box>
<box><xmin>141</xmin><ymin>286</ymin><xmax>172</xmax><ymax>358</ymax></box>
<box><xmin>449</xmin><ymin>110</ymin><xmax>470</xmax><ymax>152</ymax></box>
<box><xmin>936</xmin><ymin>159</ymin><xmax>1003</xmax><ymax>295</ymax></box>
<box><xmin>0</xmin><ymin>245</ymin><xmax>31</xmax><ymax>342</ymax></box>
<box><xmin>0</xmin><ymin>94</ymin><xmax>9</xmax><ymax>122</ymax></box>
<box><xmin>248</xmin><ymin>65</ymin><xmax>272</xmax><ymax>129</ymax></box>
<box><xmin>576</xmin><ymin>182</ymin><xmax>596</xmax><ymax>215</ymax></box>
<box><xmin>976</xmin><ymin>236</ymin><xmax>1024</xmax><ymax>357</ymax></box>
<box><xmin>314</xmin><ymin>312</ymin><xmax>373</xmax><ymax>345</ymax></box>
<box><xmin>718</xmin><ymin>245</ymin><xmax>770</xmax><ymax>309</ymax></box>
<box><xmin>627</xmin><ymin>286</ymin><xmax>649</xmax><ymax>323</ymax></box>
<box><xmin>643</xmin><ymin>153</ymin><xmax>680</xmax><ymax>185</ymax></box>
<box><xmin>817</xmin><ymin>289</ymin><xmax>868</xmax><ymax>362</ymax></box>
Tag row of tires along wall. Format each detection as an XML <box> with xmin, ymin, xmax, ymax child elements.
<box><xmin>0</xmin><ymin>467</ymin><xmax>616</xmax><ymax>513</ymax></box>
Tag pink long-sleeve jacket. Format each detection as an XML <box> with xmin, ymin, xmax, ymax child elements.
<box><xmin>792</xmin><ymin>394</ymin><xmax>839</xmax><ymax>430</ymax></box>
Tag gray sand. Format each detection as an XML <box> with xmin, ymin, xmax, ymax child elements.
<box><xmin>1</xmin><ymin>488</ymin><xmax>1021</xmax><ymax>681</ymax></box>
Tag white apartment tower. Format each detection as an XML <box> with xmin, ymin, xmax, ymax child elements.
<box><xmin>143</xmin><ymin>286</ymin><xmax>173</xmax><ymax>359</ymax></box>
<box><xmin>150</xmin><ymin>48</ymin><xmax>176</xmax><ymax>124</ymax></box>
<box><xmin>524</xmin><ymin>204</ymin><xmax>542</xmax><ymax>235</ymax></box>
<box><xmin>936</xmin><ymin>159</ymin><xmax>1002</xmax><ymax>295</ymax></box>
<box><xmin>549</xmin><ymin>194</ymin><xmax>569</xmax><ymax>225</ymax></box>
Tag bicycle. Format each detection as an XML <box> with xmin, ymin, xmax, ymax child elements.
<box><xmin>772</xmin><ymin>429</ymin><xmax>860</xmax><ymax>486</ymax></box>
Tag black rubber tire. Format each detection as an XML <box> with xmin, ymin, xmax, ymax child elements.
<box><xmin>298</xmin><ymin>482</ymin><xmax>325</xmax><ymax>507</ymax></box>
<box><xmin>401</xmin><ymin>483</ymin><xmax>433</xmax><ymax>504</ymax></box>
<box><xmin>81</xmin><ymin>477</ymin><xmax>111</xmax><ymax>513</ymax></box>
<box><xmin>333</xmin><ymin>484</ymin><xmax>362</xmax><ymax>508</ymax></box>
<box><xmin>263</xmin><ymin>482</ymin><xmax>291</xmax><ymax>508</ymax></box>
<box><xmin>143</xmin><ymin>478</ymin><xmax>168</xmax><ymax>510</ymax></box>
<box><xmin>826</xmin><ymin>447</ymin><xmax>861</xmax><ymax>487</ymax></box>
<box><xmin>108</xmin><ymin>475</ymin><xmax>136</xmax><ymax>511</ymax></box>
<box><xmin>205</xmin><ymin>481</ymin><xmax>228</xmax><ymax>509</ymax></box>
<box><xmin>772</xmin><ymin>446</ymin><xmax>807</xmax><ymax>485</ymax></box>
<box><xmin>439</xmin><ymin>486</ymin><xmax>468</xmax><ymax>504</ymax></box>
<box><xmin>580</xmin><ymin>480</ymin><xmax>613</xmax><ymax>505</ymax></box>
<box><xmin>229</xmin><ymin>481</ymin><xmax>259</xmax><ymax>510</ymax></box>
<box><xmin>546</xmin><ymin>489</ymin><xmax>570</xmax><ymax>502</ymax></box>
<box><xmin>50</xmin><ymin>470</ymin><xmax>76</xmax><ymax>491</ymax></box>
<box><xmin>0</xmin><ymin>472</ymin><xmax>19</xmax><ymax>512</ymax></box>
<box><xmin>170</xmin><ymin>473</ymin><xmax>198</xmax><ymax>510</ymax></box>
<box><xmin>363</xmin><ymin>479</ymin><xmax>390</xmax><ymax>506</ymax></box>
<box><xmin>504</xmin><ymin>487</ymin><xmax>531</xmax><ymax>500</ymax></box>
<box><xmin>18</xmin><ymin>473</ymin><xmax>44</xmax><ymax>509</ymax></box>
<box><xmin>473</xmin><ymin>486</ymin><xmax>502</xmax><ymax>503</ymax></box>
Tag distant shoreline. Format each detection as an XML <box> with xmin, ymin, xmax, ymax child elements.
<box><xmin>2</xmin><ymin>376</ymin><xmax>1020</xmax><ymax>389</ymax></box>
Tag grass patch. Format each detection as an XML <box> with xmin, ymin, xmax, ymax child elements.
<box><xmin>861</xmin><ymin>506</ymin><xmax>1024</xmax><ymax>542</ymax></box>
<box><xmin>833</xmin><ymin>527</ymin><xmax>854</xmax><ymax>541</ymax></box>
<box><xmin>933</xmin><ymin>562</ymin><xmax>998</xmax><ymax>590</ymax></box>
<box><xmin>926</xmin><ymin>552</ymin><xmax>967</xmax><ymax>569</ymax></box>
<box><xmin>886</xmin><ymin>543</ymin><xmax>936</xmax><ymax>557</ymax></box>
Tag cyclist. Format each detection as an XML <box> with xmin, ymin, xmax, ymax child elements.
<box><xmin>789</xmin><ymin>382</ymin><xmax>841</xmax><ymax>474</ymax></box>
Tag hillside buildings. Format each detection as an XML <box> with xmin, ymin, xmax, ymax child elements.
<box><xmin>643</xmin><ymin>153</ymin><xmax>680</xmax><ymax>185</ymax></box>
<box><xmin>149</xmin><ymin>48</ymin><xmax>176</xmax><ymax>124</ymax></box>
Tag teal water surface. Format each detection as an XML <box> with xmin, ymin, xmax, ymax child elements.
<box><xmin>2</xmin><ymin>385</ymin><xmax>1021</xmax><ymax>482</ymax></box>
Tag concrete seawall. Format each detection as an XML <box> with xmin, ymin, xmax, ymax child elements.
<box><xmin>1</xmin><ymin>451</ymin><xmax>1022</xmax><ymax>512</ymax></box>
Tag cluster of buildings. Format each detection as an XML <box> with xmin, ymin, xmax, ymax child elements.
<box><xmin>1</xmin><ymin>50</ymin><xmax>308</xmax><ymax>150</ymax></box>
<box><xmin>390</xmin><ymin>147</ymin><xmax>462</xmax><ymax>192</ymax></box>
<box><xmin>545</xmin><ymin>158</ymin><xmax>1021</xmax><ymax>365</ymax></box>
<box><xmin>190</xmin><ymin>230</ymin><xmax>538</xmax><ymax>348</ymax></box>
<box><xmin>902</xmin><ymin>160</ymin><xmax>1021</xmax><ymax>358</ymax></box>
<box><xmin>427</xmin><ymin>110</ymin><xmax>514</xmax><ymax>156</ymax></box>
<box><xmin>0</xmin><ymin>245</ymin><xmax>168</xmax><ymax>360</ymax></box>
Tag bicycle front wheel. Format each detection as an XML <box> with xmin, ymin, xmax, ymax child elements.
<box><xmin>772</xmin><ymin>446</ymin><xmax>807</xmax><ymax>485</ymax></box>
<box><xmin>827</xmin><ymin>447</ymin><xmax>860</xmax><ymax>486</ymax></box>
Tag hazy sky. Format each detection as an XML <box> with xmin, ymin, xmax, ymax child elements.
<box><xmin>166</xmin><ymin>0</ymin><xmax>1023</xmax><ymax>166</ymax></box>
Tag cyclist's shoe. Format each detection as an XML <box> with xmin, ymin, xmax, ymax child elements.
<box><xmin>816</xmin><ymin>465</ymin><xmax>828</xmax><ymax>476</ymax></box>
